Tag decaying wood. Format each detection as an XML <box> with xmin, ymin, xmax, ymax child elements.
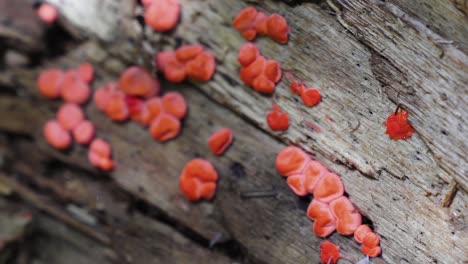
<box><xmin>0</xmin><ymin>0</ymin><xmax>466</xmax><ymax>263</ymax></box>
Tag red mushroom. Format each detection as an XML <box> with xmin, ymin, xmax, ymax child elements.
<box><xmin>237</xmin><ymin>43</ymin><xmax>260</xmax><ymax>67</ymax></box>
<box><xmin>306</xmin><ymin>199</ymin><xmax>337</xmax><ymax>237</ymax></box>
<box><xmin>301</xmin><ymin>88</ymin><xmax>321</xmax><ymax>107</ymax></box>
<box><xmin>286</xmin><ymin>174</ymin><xmax>308</xmax><ymax>196</ymax></box>
<box><xmin>320</xmin><ymin>240</ymin><xmax>341</xmax><ymax>264</ymax></box>
<box><xmin>266</xmin><ymin>104</ymin><xmax>289</xmax><ymax>131</ymax></box>
<box><xmin>37</xmin><ymin>3</ymin><xmax>58</xmax><ymax>24</ymax></box>
<box><xmin>275</xmin><ymin>146</ymin><xmax>310</xmax><ymax>177</ymax></box>
<box><xmin>77</xmin><ymin>63</ymin><xmax>94</xmax><ymax>84</ymax></box>
<box><xmin>60</xmin><ymin>71</ymin><xmax>91</xmax><ymax>104</ymax></box>
<box><xmin>56</xmin><ymin>103</ymin><xmax>85</xmax><ymax>131</ymax></box>
<box><xmin>43</xmin><ymin>120</ymin><xmax>72</xmax><ymax>150</ymax></box>
<box><xmin>161</xmin><ymin>92</ymin><xmax>187</xmax><ymax>119</ymax></box>
<box><xmin>93</xmin><ymin>82</ymin><xmax>118</xmax><ymax>112</ymax></box>
<box><xmin>88</xmin><ymin>138</ymin><xmax>114</xmax><ymax>171</ymax></box>
<box><xmin>354</xmin><ymin>224</ymin><xmax>372</xmax><ymax>243</ymax></box>
<box><xmin>144</xmin><ymin>0</ymin><xmax>180</xmax><ymax>32</ymax></box>
<box><xmin>313</xmin><ymin>173</ymin><xmax>344</xmax><ymax>203</ymax></box>
<box><xmin>208</xmin><ymin>128</ymin><xmax>234</xmax><ymax>155</ymax></box>
<box><xmin>384</xmin><ymin>107</ymin><xmax>415</xmax><ymax>140</ymax></box>
<box><xmin>149</xmin><ymin>112</ymin><xmax>181</xmax><ymax>142</ymax></box>
<box><xmin>72</xmin><ymin>120</ymin><xmax>95</xmax><ymax>145</ymax></box>
<box><xmin>179</xmin><ymin>159</ymin><xmax>218</xmax><ymax>201</ymax></box>
<box><xmin>119</xmin><ymin>66</ymin><xmax>160</xmax><ymax>98</ymax></box>
<box><xmin>37</xmin><ymin>69</ymin><xmax>64</xmax><ymax>99</ymax></box>
<box><xmin>329</xmin><ymin>196</ymin><xmax>362</xmax><ymax>235</ymax></box>
<box><xmin>303</xmin><ymin>160</ymin><xmax>328</xmax><ymax>193</ymax></box>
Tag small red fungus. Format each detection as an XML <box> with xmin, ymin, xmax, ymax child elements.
<box><xmin>384</xmin><ymin>107</ymin><xmax>415</xmax><ymax>140</ymax></box>
<box><xmin>144</xmin><ymin>0</ymin><xmax>180</xmax><ymax>32</ymax></box>
<box><xmin>176</xmin><ymin>45</ymin><xmax>204</xmax><ymax>62</ymax></box>
<box><xmin>43</xmin><ymin>120</ymin><xmax>72</xmax><ymax>150</ymax></box>
<box><xmin>266</xmin><ymin>14</ymin><xmax>289</xmax><ymax>44</ymax></box>
<box><xmin>179</xmin><ymin>158</ymin><xmax>218</xmax><ymax>201</ymax></box>
<box><xmin>240</xmin><ymin>55</ymin><xmax>265</xmax><ymax>86</ymax></box>
<box><xmin>37</xmin><ymin>69</ymin><xmax>64</xmax><ymax>99</ymax></box>
<box><xmin>119</xmin><ymin>66</ymin><xmax>160</xmax><ymax>97</ymax></box>
<box><xmin>354</xmin><ymin>224</ymin><xmax>372</xmax><ymax>243</ymax></box>
<box><xmin>313</xmin><ymin>173</ymin><xmax>344</xmax><ymax>203</ymax></box>
<box><xmin>306</xmin><ymin>199</ymin><xmax>336</xmax><ymax>237</ymax></box>
<box><xmin>362</xmin><ymin>245</ymin><xmax>382</xmax><ymax>258</ymax></box>
<box><xmin>149</xmin><ymin>112</ymin><xmax>181</xmax><ymax>142</ymax></box>
<box><xmin>162</xmin><ymin>92</ymin><xmax>187</xmax><ymax>119</ymax></box>
<box><xmin>266</xmin><ymin>105</ymin><xmax>289</xmax><ymax>131</ymax></box>
<box><xmin>286</xmin><ymin>174</ymin><xmax>308</xmax><ymax>196</ymax></box>
<box><xmin>146</xmin><ymin>97</ymin><xmax>163</xmax><ymax>123</ymax></box>
<box><xmin>105</xmin><ymin>91</ymin><xmax>130</xmax><ymax>121</ymax></box>
<box><xmin>361</xmin><ymin>232</ymin><xmax>381</xmax><ymax>257</ymax></box>
<box><xmin>185</xmin><ymin>52</ymin><xmax>216</xmax><ymax>81</ymax></box>
<box><xmin>232</xmin><ymin>7</ymin><xmax>258</xmax><ymax>40</ymax></box>
<box><xmin>275</xmin><ymin>146</ymin><xmax>309</xmax><ymax>176</ymax></box>
<box><xmin>238</xmin><ymin>44</ymin><xmax>281</xmax><ymax>93</ymax></box>
<box><xmin>301</xmin><ymin>88</ymin><xmax>322</xmax><ymax>107</ymax></box>
<box><xmin>290</xmin><ymin>80</ymin><xmax>305</xmax><ymax>95</ymax></box>
<box><xmin>89</xmin><ymin>138</ymin><xmax>114</xmax><ymax>171</ymax></box>
<box><xmin>125</xmin><ymin>95</ymin><xmax>148</xmax><ymax>124</ymax></box>
<box><xmin>329</xmin><ymin>196</ymin><xmax>362</xmax><ymax>235</ymax></box>
<box><xmin>78</xmin><ymin>63</ymin><xmax>94</xmax><ymax>83</ymax></box>
<box><xmin>157</xmin><ymin>46</ymin><xmax>216</xmax><ymax>82</ymax></box>
<box><xmin>73</xmin><ymin>120</ymin><xmax>95</xmax><ymax>145</ymax></box>
<box><xmin>37</xmin><ymin>3</ymin><xmax>58</xmax><ymax>24</ymax></box>
<box><xmin>233</xmin><ymin>7</ymin><xmax>289</xmax><ymax>43</ymax></box>
<box><xmin>303</xmin><ymin>160</ymin><xmax>328</xmax><ymax>193</ymax></box>
<box><xmin>61</xmin><ymin>71</ymin><xmax>91</xmax><ymax>104</ymax></box>
<box><xmin>208</xmin><ymin>128</ymin><xmax>234</xmax><ymax>155</ymax></box>
<box><xmin>94</xmin><ymin>82</ymin><xmax>118</xmax><ymax>112</ymax></box>
<box><xmin>237</xmin><ymin>43</ymin><xmax>260</xmax><ymax>67</ymax></box>
<box><xmin>320</xmin><ymin>240</ymin><xmax>341</xmax><ymax>264</ymax></box>
<box><xmin>56</xmin><ymin>103</ymin><xmax>85</xmax><ymax>131</ymax></box>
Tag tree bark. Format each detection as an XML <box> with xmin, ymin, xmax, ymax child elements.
<box><xmin>0</xmin><ymin>0</ymin><xmax>466</xmax><ymax>263</ymax></box>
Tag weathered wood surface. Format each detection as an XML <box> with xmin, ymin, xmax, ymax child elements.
<box><xmin>0</xmin><ymin>0</ymin><xmax>466</xmax><ymax>263</ymax></box>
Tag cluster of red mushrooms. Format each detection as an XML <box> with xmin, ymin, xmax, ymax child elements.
<box><xmin>34</xmin><ymin>1</ymin><xmax>418</xmax><ymax>262</ymax></box>
<box><xmin>276</xmin><ymin>146</ymin><xmax>382</xmax><ymax>262</ymax></box>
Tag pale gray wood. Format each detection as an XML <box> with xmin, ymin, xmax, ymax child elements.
<box><xmin>0</xmin><ymin>0</ymin><xmax>467</xmax><ymax>263</ymax></box>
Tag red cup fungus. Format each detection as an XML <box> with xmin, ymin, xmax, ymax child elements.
<box><xmin>37</xmin><ymin>3</ymin><xmax>58</xmax><ymax>24</ymax></box>
<box><xmin>162</xmin><ymin>92</ymin><xmax>187</xmax><ymax>119</ymax></box>
<box><xmin>233</xmin><ymin>7</ymin><xmax>289</xmax><ymax>44</ymax></box>
<box><xmin>384</xmin><ymin>107</ymin><xmax>415</xmax><ymax>140</ymax></box>
<box><xmin>307</xmin><ymin>199</ymin><xmax>337</xmax><ymax>237</ymax></box>
<box><xmin>156</xmin><ymin>45</ymin><xmax>216</xmax><ymax>83</ymax></box>
<box><xmin>179</xmin><ymin>159</ymin><xmax>218</xmax><ymax>201</ymax></box>
<box><xmin>119</xmin><ymin>66</ymin><xmax>160</xmax><ymax>98</ymax></box>
<box><xmin>78</xmin><ymin>63</ymin><xmax>94</xmax><ymax>84</ymax></box>
<box><xmin>73</xmin><ymin>120</ymin><xmax>95</xmax><ymax>145</ymax></box>
<box><xmin>149</xmin><ymin>112</ymin><xmax>181</xmax><ymax>142</ymax></box>
<box><xmin>313</xmin><ymin>173</ymin><xmax>344</xmax><ymax>204</ymax></box>
<box><xmin>89</xmin><ymin>138</ymin><xmax>114</xmax><ymax>171</ymax></box>
<box><xmin>144</xmin><ymin>0</ymin><xmax>180</xmax><ymax>32</ymax></box>
<box><xmin>43</xmin><ymin>120</ymin><xmax>72</xmax><ymax>150</ymax></box>
<box><xmin>61</xmin><ymin>71</ymin><xmax>91</xmax><ymax>104</ymax></box>
<box><xmin>266</xmin><ymin>104</ymin><xmax>289</xmax><ymax>131</ymax></box>
<box><xmin>37</xmin><ymin>69</ymin><xmax>64</xmax><ymax>99</ymax></box>
<box><xmin>329</xmin><ymin>196</ymin><xmax>362</xmax><ymax>235</ymax></box>
<box><xmin>238</xmin><ymin>43</ymin><xmax>282</xmax><ymax>94</ymax></box>
<box><xmin>57</xmin><ymin>103</ymin><xmax>85</xmax><ymax>131</ymax></box>
<box><xmin>275</xmin><ymin>146</ymin><xmax>309</xmax><ymax>177</ymax></box>
<box><xmin>320</xmin><ymin>240</ymin><xmax>341</xmax><ymax>264</ymax></box>
<box><xmin>208</xmin><ymin>128</ymin><xmax>234</xmax><ymax>156</ymax></box>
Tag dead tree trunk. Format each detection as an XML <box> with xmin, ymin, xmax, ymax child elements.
<box><xmin>0</xmin><ymin>0</ymin><xmax>466</xmax><ymax>263</ymax></box>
